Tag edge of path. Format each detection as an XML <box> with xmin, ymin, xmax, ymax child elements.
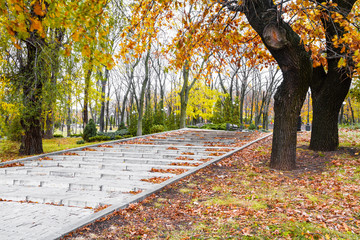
<box><xmin>47</xmin><ymin>131</ymin><xmax>273</xmax><ymax>240</ymax></box>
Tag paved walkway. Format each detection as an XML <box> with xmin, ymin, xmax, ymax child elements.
<box><xmin>0</xmin><ymin>129</ymin><xmax>267</xmax><ymax>240</ymax></box>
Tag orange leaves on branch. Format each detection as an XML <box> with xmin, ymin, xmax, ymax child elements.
<box><xmin>29</xmin><ymin>18</ymin><xmax>43</xmax><ymax>33</ymax></box>
<box><xmin>33</xmin><ymin>1</ymin><xmax>46</xmax><ymax>17</ymax></box>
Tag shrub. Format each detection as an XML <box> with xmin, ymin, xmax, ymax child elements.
<box><xmin>200</xmin><ymin>123</ymin><xmax>227</xmax><ymax>130</ymax></box>
<box><xmin>53</xmin><ymin>134</ymin><xmax>64</xmax><ymax>138</ymax></box>
<box><xmin>150</xmin><ymin>124</ymin><xmax>166</xmax><ymax>133</ymax></box>
<box><xmin>248</xmin><ymin>123</ymin><xmax>256</xmax><ymax>130</ymax></box>
<box><xmin>123</xmin><ymin>135</ymin><xmax>133</xmax><ymax>138</ymax></box>
<box><xmin>83</xmin><ymin>119</ymin><xmax>97</xmax><ymax>141</ymax></box>
<box><xmin>76</xmin><ymin>140</ymin><xmax>85</xmax><ymax>144</ymax></box>
<box><xmin>115</xmin><ymin>135</ymin><xmax>124</xmax><ymax>140</ymax></box>
<box><xmin>88</xmin><ymin>135</ymin><xmax>111</xmax><ymax>142</ymax></box>
<box><xmin>70</xmin><ymin>134</ymin><xmax>82</xmax><ymax>137</ymax></box>
<box><xmin>7</xmin><ymin>116</ymin><xmax>23</xmax><ymax>142</ymax></box>
<box><xmin>118</xmin><ymin>122</ymin><xmax>126</xmax><ymax>130</ymax></box>
<box><xmin>117</xmin><ymin>129</ymin><xmax>129</xmax><ymax>136</ymax></box>
<box><xmin>97</xmin><ymin>129</ymin><xmax>130</xmax><ymax>140</ymax></box>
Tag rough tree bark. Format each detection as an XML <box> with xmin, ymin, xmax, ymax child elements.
<box><xmin>179</xmin><ymin>61</ymin><xmax>191</xmax><ymax>128</ymax></box>
<box><xmin>226</xmin><ymin>0</ymin><xmax>312</xmax><ymax>170</ymax></box>
<box><xmin>18</xmin><ymin>3</ymin><xmax>49</xmax><ymax>155</ymax></box>
<box><xmin>309</xmin><ymin>0</ymin><xmax>356</xmax><ymax>151</ymax></box>
<box><xmin>19</xmin><ymin>39</ymin><xmax>44</xmax><ymax>155</ymax></box>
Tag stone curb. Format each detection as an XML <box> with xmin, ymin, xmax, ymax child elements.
<box><xmin>45</xmin><ymin>132</ymin><xmax>272</xmax><ymax>240</ymax></box>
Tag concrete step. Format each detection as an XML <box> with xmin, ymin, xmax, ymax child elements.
<box><xmin>0</xmin><ymin>167</ymin><xmax>175</xmax><ymax>180</ymax></box>
<box><xmin>0</xmin><ymin>185</ymin><xmax>131</xmax><ymax>208</ymax></box>
<box><xmin>88</xmin><ymin>146</ymin><xmax>233</xmax><ymax>155</ymax></box>
<box><xmin>48</xmin><ymin>155</ymin><xmax>208</xmax><ymax>165</ymax></box>
<box><xmin>0</xmin><ymin>174</ymin><xmax>157</xmax><ymax>193</ymax></box>
<box><xmin>60</xmin><ymin>150</ymin><xmax>225</xmax><ymax>159</ymax></box>
<box><xmin>109</xmin><ymin>144</ymin><xmax>234</xmax><ymax>151</ymax></box>
<box><xmin>23</xmin><ymin>159</ymin><xmax>196</xmax><ymax>171</ymax></box>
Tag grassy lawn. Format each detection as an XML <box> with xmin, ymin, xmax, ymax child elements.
<box><xmin>65</xmin><ymin>129</ymin><xmax>360</xmax><ymax>239</ymax></box>
<box><xmin>0</xmin><ymin>137</ymin><xmax>102</xmax><ymax>162</ymax></box>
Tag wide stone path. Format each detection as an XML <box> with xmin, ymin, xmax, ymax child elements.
<box><xmin>0</xmin><ymin>129</ymin><xmax>263</xmax><ymax>240</ymax></box>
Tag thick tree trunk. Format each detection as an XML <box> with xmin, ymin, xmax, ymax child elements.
<box><xmin>20</xmin><ymin>117</ymin><xmax>43</xmax><ymax>155</ymax></box>
<box><xmin>20</xmin><ymin>78</ymin><xmax>44</xmax><ymax>155</ymax></box>
<box><xmin>310</xmin><ymin>66</ymin><xmax>351</xmax><ymax>151</ymax></box>
<box><xmin>271</xmin><ymin>69</ymin><xmax>309</xmax><ymax>170</ymax></box>
<box><xmin>309</xmin><ymin>0</ymin><xmax>355</xmax><ymax>151</ymax></box>
<box><xmin>239</xmin><ymin>0</ymin><xmax>312</xmax><ymax>170</ymax></box>
<box><xmin>18</xmin><ymin>19</ymin><xmax>46</xmax><ymax>155</ymax></box>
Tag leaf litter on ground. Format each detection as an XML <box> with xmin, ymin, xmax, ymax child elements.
<box><xmin>59</xmin><ymin>129</ymin><xmax>359</xmax><ymax>239</ymax></box>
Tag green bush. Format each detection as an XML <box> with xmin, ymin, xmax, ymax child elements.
<box><xmin>7</xmin><ymin>116</ymin><xmax>23</xmax><ymax>142</ymax></box>
<box><xmin>200</xmin><ymin>123</ymin><xmax>227</xmax><ymax>130</ymax></box>
<box><xmin>70</xmin><ymin>134</ymin><xmax>82</xmax><ymax>137</ymax></box>
<box><xmin>53</xmin><ymin>134</ymin><xmax>64</xmax><ymax>138</ymax></box>
<box><xmin>82</xmin><ymin>119</ymin><xmax>97</xmax><ymax>142</ymax></box>
<box><xmin>88</xmin><ymin>135</ymin><xmax>111</xmax><ymax>142</ymax></box>
<box><xmin>115</xmin><ymin>135</ymin><xmax>124</xmax><ymax>140</ymax></box>
<box><xmin>248</xmin><ymin>123</ymin><xmax>256</xmax><ymax>130</ymax></box>
<box><xmin>118</xmin><ymin>122</ymin><xmax>126</xmax><ymax>130</ymax></box>
<box><xmin>97</xmin><ymin>129</ymin><xmax>130</xmax><ymax>140</ymax></box>
<box><xmin>150</xmin><ymin>124</ymin><xmax>166</xmax><ymax>133</ymax></box>
<box><xmin>76</xmin><ymin>140</ymin><xmax>85</xmax><ymax>144</ymax></box>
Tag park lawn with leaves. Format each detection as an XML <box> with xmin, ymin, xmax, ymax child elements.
<box><xmin>65</xmin><ymin>129</ymin><xmax>360</xmax><ymax>240</ymax></box>
<box><xmin>0</xmin><ymin>138</ymin><xmax>102</xmax><ymax>162</ymax></box>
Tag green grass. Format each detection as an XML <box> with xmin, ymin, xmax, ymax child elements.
<box><xmin>203</xmin><ymin>195</ymin><xmax>267</xmax><ymax>210</ymax></box>
<box><xmin>0</xmin><ymin>137</ymin><xmax>107</xmax><ymax>162</ymax></box>
<box><xmin>339</xmin><ymin>129</ymin><xmax>360</xmax><ymax>148</ymax></box>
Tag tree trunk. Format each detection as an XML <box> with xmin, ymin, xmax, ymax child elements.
<box><xmin>310</xmin><ymin>66</ymin><xmax>351</xmax><ymax>151</ymax></box>
<box><xmin>99</xmin><ymin>71</ymin><xmax>107</xmax><ymax>132</ymax></box>
<box><xmin>83</xmin><ymin>67</ymin><xmax>92</xmax><ymax>127</ymax></box>
<box><xmin>309</xmin><ymin>0</ymin><xmax>355</xmax><ymax>151</ymax></box>
<box><xmin>120</xmin><ymin>87</ymin><xmax>130</xmax><ymax>125</ymax></box>
<box><xmin>19</xmin><ymin>40</ymin><xmax>44</xmax><ymax>155</ymax></box>
<box><xmin>239</xmin><ymin>82</ymin><xmax>246</xmax><ymax>125</ymax></box>
<box><xmin>105</xmin><ymin>77</ymin><xmax>110</xmax><ymax>131</ymax></box>
<box><xmin>348</xmin><ymin>97</ymin><xmax>355</xmax><ymax>124</ymax></box>
<box><xmin>179</xmin><ymin>61</ymin><xmax>190</xmax><ymax>128</ymax></box>
<box><xmin>239</xmin><ymin>0</ymin><xmax>312</xmax><ymax>170</ymax></box>
<box><xmin>67</xmin><ymin>93</ymin><xmax>71</xmax><ymax>137</ymax></box>
<box><xmin>136</xmin><ymin>51</ymin><xmax>150</xmax><ymax>136</ymax></box>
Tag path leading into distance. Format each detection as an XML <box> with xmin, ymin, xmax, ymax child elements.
<box><xmin>0</xmin><ymin>129</ymin><xmax>271</xmax><ymax>240</ymax></box>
